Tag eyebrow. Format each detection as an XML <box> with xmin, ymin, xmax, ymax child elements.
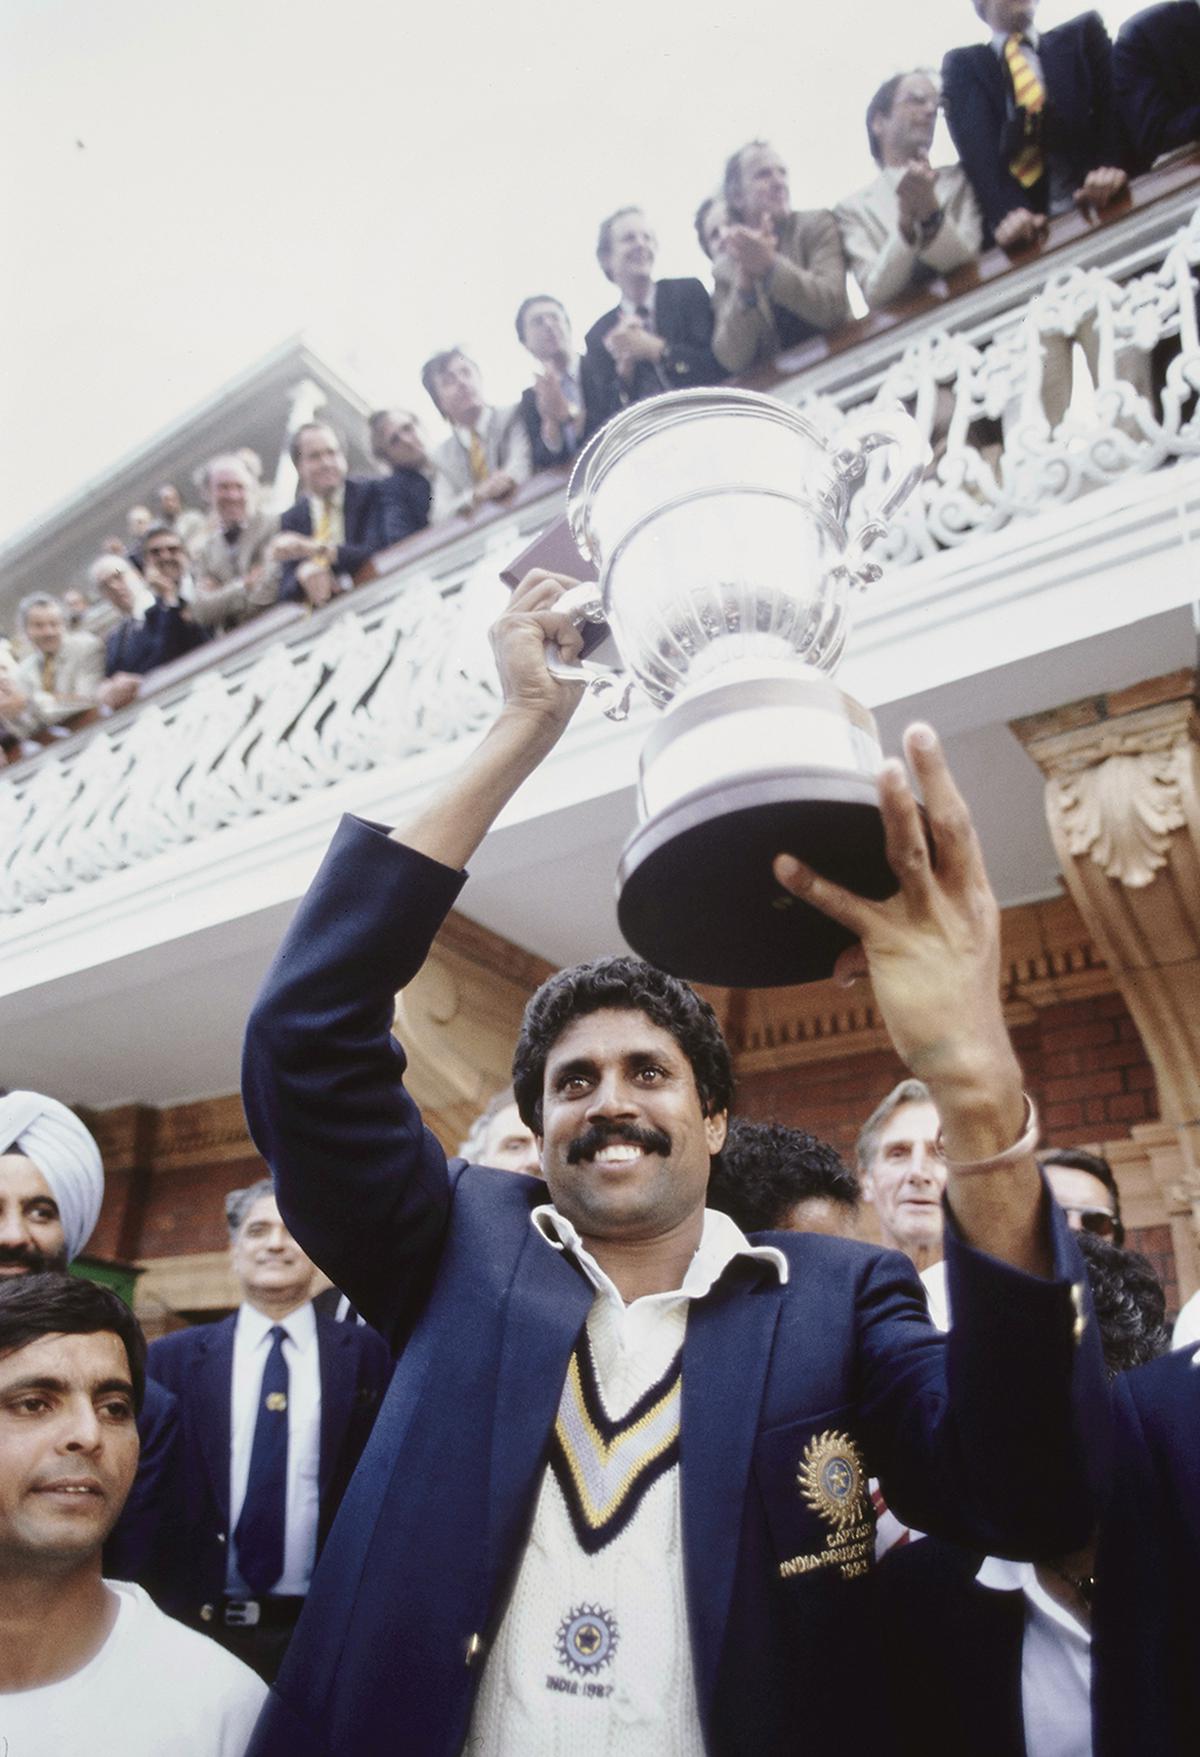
<box><xmin>0</xmin><ymin>1373</ymin><xmax>134</xmax><ymax>1398</ymax></box>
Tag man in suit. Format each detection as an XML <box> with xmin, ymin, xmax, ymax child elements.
<box><xmin>836</xmin><ymin>70</ymin><xmax>984</xmax><ymax>309</ymax></box>
<box><xmin>1114</xmin><ymin>2</ymin><xmax>1200</xmax><ymax>171</ymax></box>
<box><xmin>879</xmin><ymin>1232</ymin><xmax>1169</xmax><ymax>1757</ymax></box>
<box><xmin>710</xmin><ymin>142</ymin><xmax>849</xmax><ymax>374</ymax></box>
<box><xmin>942</xmin><ymin>0</ymin><xmax>1128</xmax><ymax>251</ymax></box>
<box><xmin>422</xmin><ymin>350</ymin><xmax>533</xmax><ymax>523</ymax></box>
<box><xmin>367</xmin><ymin>409</ymin><xmax>432</xmax><ymax>550</ymax></box>
<box><xmin>581</xmin><ymin>207</ymin><xmax>723</xmax><ymax>433</ymax></box>
<box><xmin>191</xmin><ymin>455</ymin><xmax>280</xmax><ymax>635</ymax></box>
<box><xmin>148</xmin><ymin>1179</ymin><xmax>389</xmax><ymax>1682</ymax></box>
<box><xmin>240</xmin><ymin>571</ymin><xmax>1106</xmax><ymax>1757</ymax></box>
<box><xmin>14</xmin><ymin>593</ymin><xmax>105</xmax><ymax>728</ymax></box>
<box><xmin>102</xmin><ymin>523</ymin><xmax>210</xmax><ymax>680</ymax></box>
<box><xmin>515</xmin><ymin>295</ymin><xmax>586</xmax><ymax>470</ymax></box>
<box><xmin>273</xmin><ymin>424</ymin><xmax>381</xmax><ymax>608</ymax></box>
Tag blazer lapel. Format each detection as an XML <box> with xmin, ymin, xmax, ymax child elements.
<box><xmin>316</xmin><ymin>1317</ymin><xmax>355</xmax><ymax>1498</ymax></box>
<box><xmin>680</xmin><ymin>1265</ymin><xmax>783</xmax><ymax>1723</ymax></box>
<box><xmin>484</xmin><ymin>1227</ymin><xmax>594</xmax><ymax>1589</ymax></box>
<box><xmin>195</xmin><ymin>1316</ymin><xmax>236</xmax><ymax>1525</ymax></box>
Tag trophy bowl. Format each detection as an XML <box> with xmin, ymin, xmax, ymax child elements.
<box><xmin>556</xmin><ymin>387</ymin><xmax>929</xmax><ymax>989</ymax></box>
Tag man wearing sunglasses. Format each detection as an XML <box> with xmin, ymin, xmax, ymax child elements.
<box><xmin>1039</xmin><ymin>1148</ymin><xmax>1125</xmax><ymax>1246</ymax></box>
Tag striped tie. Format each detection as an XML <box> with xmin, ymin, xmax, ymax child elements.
<box><xmin>467</xmin><ymin>431</ymin><xmax>488</xmax><ymax>485</ymax></box>
<box><xmin>1005</xmin><ymin>34</ymin><xmax>1045</xmax><ymax>189</ymax></box>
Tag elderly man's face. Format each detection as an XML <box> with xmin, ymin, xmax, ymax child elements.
<box><xmin>737</xmin><ymin>145</ymin><xmax>790</xmax><ymax>225</ymax></box>
<box><xmin>0</xmin><ymin>1328</ymin><xmax>138</xmax><ymax>1568</ymax></box>
<box><xmin>230</xmin><ymin>1193</ymin><xmax>317</xmax><ymax>1310</ymax></box>
<box><xmin>0</xmin><ymin>1157</ymin><xmax>67</xmax><ymax>1277</ymax></box>
<box><xmin>479</xmin><ymin>1103</ymin><xmax>541</xmax><ymax>1178</ymax></box>
<box><xmin>375</xmin><ymin>411</ymin><xmax>427</xmax><ymax>472</ymax></box>
<box><xmin>861</xmin><ymin>1101</ymin><xmax>946</xmax><ymax>1262</ymax></box>
<box><xmin>603</xmin><ymin>211</ymin><xmax>657</xmax><ymax>286</ymax></box>
<box><xmin>24</xmin><ymin>605</ymin><xmax>64</xmax><ymax>658</ymax></box>
<box><xmin>209</xmin><ymin>465</ymin><xmax>251</xmax><ymax>527</ymax></box>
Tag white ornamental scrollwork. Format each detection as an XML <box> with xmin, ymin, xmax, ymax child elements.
<box><xmin>1051</xmin><ymin>736</ymin><xmax>1189</xmax><ymax>887</ymax></box>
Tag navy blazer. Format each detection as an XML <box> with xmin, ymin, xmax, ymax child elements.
<box><xmin>518</xmin><ymin>383</ymin><xmax>583</xmax><ymax>472</ymax></box>
<box><xmin>146</xmin><ymin>1309</ymin><xmax>390</xmax><ymax>1621</ymax></box>
<box><xmin>1093</xmin><ymin>1346</ymin><xmax>1200</xmax><ymax>1756</ymax></box>
<box><xmin>375</xmin><ymin>467</ymin><xmax>431</xmax><ymax>551</ymax></box>
<box><xmin>104</xmin><ymin>601</ymin><xmax>210</xmax><ymax>677</ymax></box>
<box><xmin>278</xmin><ymin>477</ymin><xmax>382</xmax><ymax>601</ymax></box>
<box><xmin>581</xmin><ymin>278</ymin><xmax>723</xmax><ymax>436</ymax></box>
<box><xmin>942</xmin><ymin>12</ymin><xmax>1124</xmax><ymax>237</ymax></box>
<box><xmin>239</xmin><ymin>813</ymin><xmax>1107</xmax><ymax>1757</ymax></box>
<box><xmin>104</xmin><ymin>1376</ymin><xmax>181</xmax><ymax>1589</ymax></box>
<box><xmin>1114</xmin><ymin>2</ymin><xmax>1200</xmax><ymax>170</ymax></box>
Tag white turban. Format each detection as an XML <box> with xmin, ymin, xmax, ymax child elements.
<box><xmin>0</xmin><ymin>1091</ymin><xmax>104</xmax><ymax>1261</ymax></box>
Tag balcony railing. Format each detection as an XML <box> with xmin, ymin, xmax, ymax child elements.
<box><xmin>3</xmin><ymin>158</ymin><xmax>1199</xmax><ymax>930</ymax></box>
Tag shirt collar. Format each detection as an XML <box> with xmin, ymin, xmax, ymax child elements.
<box><xmin>236</xmin><ymin>1299</ymin><xmax>316</xmax><ymax>1351</ymax></box>
<box><xmin>991</xmin><ymin>24</ymin><xmax>1039</xmax><ymax>52</ymax></box>
<box><xmin>453</xmin><ymin>405</ymin><xmax>495</xmax><ymax>447</ymax></box>
<box><xmin>308</xmin><ymin>484</ymin><xmax>345</xmax><ymax>517</ymax></box>
<box><xmin>531</xmin><ymin>1202</ymin><xmax>788</xmax><ymax>1305</ymax></box>
<box><xmin>976</xmin><ymin>1554</ymin><xmax>1091</xmax><ymax>1643</ymax></box>
<box><xmin>620</xmin><ymin>285</ymin><xmax>657</xmax><ymax>323</ymax></box>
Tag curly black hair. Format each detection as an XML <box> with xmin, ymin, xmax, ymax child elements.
<box><xmin>1076</xmin><ymin>1231</ymin><xmax>1169</xmax><ymax>1378</ymax></box>
<box><xmin>708</xmin><ymin>1118</ymin><xmax>859</xmax><ymax>1233</ymax></box>
<box><xmin>511</xmin><ymin>955</ymin><xmax>733</xmax><ymax>1134</ymax></box>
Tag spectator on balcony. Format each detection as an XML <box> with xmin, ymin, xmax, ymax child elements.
<box><xmin>102</xmin><ymin>526</ymin><xmax>209</xmax><ymax>687</ymax></box>
<box><xmin>62</xmin><ymin>587</ymin><xmax>89</xmax><ymax>631</ymax></box>
<box><xmin>458</xmin><ymin>1088</ymin><xmax>540</xmax><ymax>1177</ymax></box>
<box><xmin>0</xmin><ymin>637</ymin><xmax>36</xmax><ymax>752</ymax></box>
<box><xmin>1114</xmin><ymin>2</ymin><xmax>1200</xmax><ymax>171</ymax></box>
<box><xmin>707</xmin><ymin>1118</ymin><xmax>861</xmax><ymax>1238</ymax></box>
<box><xmin>273</xmin><ymin>423</ymin><xmax>381</xmax><ymax>609</ymax></box>
<box><xmin>14</xmin><ymin>593</ymin><xmax>104</xmax><ymax>730</ymax></box>
<box><xmin>422</xmin><ymin>350</ymin><xmax>532</xmax><ymax>523</ymax></box>
<box><xmin>515</xmin><ymin>295</ymin><xmax>586</xmax><ymax>469</ymax></box>
<box><xmin>191</xmin><ymin>455</ymin><xmax>280</xmax><ymax>635</ymax></box>
<box><xmin>367</xmin><ymin>409</ymin><xmax>432</xmax><ymax>548</ymax></box>
<box><xmin>581</xmin><ymin>207</ymin><xmax>722</xmax><ymax>432</ymax></box>
<box><xmin>709</xmin><ymin>143</ymin><xmax>849</xmax><ymax>375</ymax></box>
<box><xmin>157</xmin><ymin>481</ymin><xmax>209</xmax><ymax>558</ymax></box>
<box><xmin>835</xmin><ymin>71</ymin><xmax>983</xmax><ymax>310</ymax></box>
<box><xmin>942</xmin><ymin>0</ymin><xmax>1129</xmax><ymax>252</ymax></box>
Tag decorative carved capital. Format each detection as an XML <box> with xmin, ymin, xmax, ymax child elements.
<box><xmin>1050</xmin><ymin>739</ymin><xmax>1187</xmax><ymax>886</ymax></box>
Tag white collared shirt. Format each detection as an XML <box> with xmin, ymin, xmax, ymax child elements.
<box><xmin>975</xmin><ymin>1556</ymin><xmax>1092</xmax><ymax>1757</ymax></box>
<box><xmin>991</xmin><ymin>23</ymin><xmax>1043</xmax><ymax>79</ymax></box>
<box><xmin>619</xmin><ymin>284</ymin><xmax>658</xmax><ymax>329</ymax></box>
<box><xmin>228</xmin><ymin>1300</ymin><xmax>321</xmax><ymax>1598</ymax></box>
<box><xmin>305</xmin><ymin>485</ymin><xmax>345</xmax><ymax>550</ymax></box>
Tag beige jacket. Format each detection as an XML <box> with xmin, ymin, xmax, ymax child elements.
<box><xmin>712</xmin><ymin>208</ymin><xmax>850</xmax><ymax>374</ymax></box>
<box><xmin>191</xmin><ymin>509</ymin><xmax>281</xmax><ymax>632</ymax></box>
<box><xmin>17</xmin><ymin>630</ymin><xmax>105</xmax><ymax>727</ymax></box>
<box><xmin>835</xmin><ymin>165</ymin><xmax>983</xmax><ymax>310</ymax></box>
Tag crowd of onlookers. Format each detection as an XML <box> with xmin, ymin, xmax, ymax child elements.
<box><xmin>4</xmin><ymin>0</ymin><xmax>1199</xmax><ymax>767</ymax></box>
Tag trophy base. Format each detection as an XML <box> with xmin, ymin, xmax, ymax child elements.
<box><xmin>616</xmin><ymin>767</ymin><xmax>901</xmax><ymax>989</ymax></box>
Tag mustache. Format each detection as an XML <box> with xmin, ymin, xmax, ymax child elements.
<box><xmin>0</xmin><ymin>1245</ymin><xmax>63</xmax><ymax>1274</ymax></box>
<box><xmin>567</xmin><ymin>1119</ymin><xmax>672</xmax><ymax>1166</ymax></box>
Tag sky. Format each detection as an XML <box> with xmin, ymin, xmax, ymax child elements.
<box><xmin>0</xmin><ymin>0</ymin><xmax>1152</xmax><ymax>546</ymax></box>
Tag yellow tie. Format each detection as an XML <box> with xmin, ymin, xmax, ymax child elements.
<box><xmin>41</xmin><ymin>653</ymin><xmax>56</xmax><ymax>693</ymax></box>
<box><xmin>313</xmin><ymin>497</ymin><xmax>334</xmax><ymax>548</ymax></box>
<box><xmin>1005</xmin><ymin>34</ymin><xmax>1046</xmax><ymax>190</ymax></box>
<box><xmin>467</xmin><ymin>431</ymin><xmax>488</xmax><ymax>485</ymax></box>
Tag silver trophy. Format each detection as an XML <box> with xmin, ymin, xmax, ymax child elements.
<box><xmin>551</xmin><ymin>386</ymin><xmax>928</xmax><ymax>988</ymax></box>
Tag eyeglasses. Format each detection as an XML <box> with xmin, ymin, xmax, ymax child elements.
<box><xmin>1060</xmin><ymin>1205</ymin><xmax>1122</xmax><ymax>1240</ymax></box>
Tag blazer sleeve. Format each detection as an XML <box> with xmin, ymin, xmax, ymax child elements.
<box><xmin>581</xmin><ymin>333</ymin><xmax>621</xmax><ymax>438</ymax></box>
<box><xmin>335</xmin><ymin>479</ymin><xmax>382</xmax><ymax>579</ymax></box>
<box><xmin>711</xmin><ymin>273</ymin><xmax>777</xmax><ymax>373</ymax></box>
<box><xmin>764</xmin><ymin>213</ymin><xmax>850</xmax><ymax>331</ymax></box>
<box><xmin>942</xmin><ymin>45</ymin><xmax>1023</xmax><ymax>237</ymax></box>
<box><xmin>659</xmin><ymin>280</ymin><xmax>724</xmax><ymax>387</ymax></box>
<box><xmin>277</xmin><ymin>500</ymin><xmax>308</xmax><ymax>604</ymax></box>
<box><xmin>242</xmin><ymin>816</ymin><xmax>469</xmax><ymax>1349</ymax></box>
<box><xmin>1067</xmin><ymin>10</ymin><xmax>1124</xmax><ymax>172</ymax></box>
<box><xmin>1114</xmin><ymin>13</ymin><xmax>1200</xmax><ymax>167</ymax></box>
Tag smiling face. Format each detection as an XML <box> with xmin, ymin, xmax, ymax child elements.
<box><xmin>209</xmin><ymin>463</ymin><xmax>251</xmax><ymax>527</ymax></box>
<box><xmin>537</xmin><ymin>1008</ymin><xmax>726</xmax><ymax>1244</ymax></box>
<box><xmin>0</xmin><ymin>1158</ymin><xmax>67</xmax><ymax>1279</ymax></box>
<box><xmin>861</xmin><ymin>1100</ymin><xmax>946</xmax><ymax>1262</ymax></box>
<box><xmin>601</xmin><ymin>211</ymin><xmax>657</xmax><ymax>291</ymax></box>
<box><xmin>229</xmin><ymin>1193</ymin><xmax>317</xmax><ymax>1313</ymax></box>
<box><xmin>23</xmin><ymin>604</ymin><xmax>64</xmax><ymax>659</ymax></box>
<box><xmin>736</xmin><ymin>144</ymin><xmax>791</xmax><ymax>226</ymax></box>
<box><xmin>294</xmin><ymin>426</ymin><xmax>347</xmax><ymax>499</ymax></box>
<box><xmin>0</xmin><ymin>1329</ymin><xmax>138</xmax><ymax>1572</ymax></box>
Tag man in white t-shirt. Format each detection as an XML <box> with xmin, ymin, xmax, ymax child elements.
<box><xmin>0</xmin><ymin>1272</ymin><xmax>266</xmax><ymax>1756</ymax></box>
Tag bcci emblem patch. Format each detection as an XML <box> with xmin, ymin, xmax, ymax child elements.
<box><xmin>797</xmin><ymin>1430</ymin><xmax>867</xmax><ymax>1531</ymax></box>
<box><xmin>555</xmin><ymin>1605</ymin><xmax>619</xmax><ymax>1675</ymax></box>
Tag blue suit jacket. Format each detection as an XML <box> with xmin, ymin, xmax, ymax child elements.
<box><xmin>238</xmin><ymin>814</ymin><xmax>1107</xmax><ymax>1757</ymax></box>
<box><xmin>104</xmin><ymin>601</ymin><xmax>211</xmax><ymax>677</ymax></box>
<box><xmin>278</xmin><ymin>477</ymin><xmax>382</xmax><ymax>601</ymax></box>
<box><xmin>1093</xmin><ymin>1345</ymin><xmax>1200</xmax><ymax>1755</ymax></box>
<box><xmin>104</xmin><ymin>1376</ymin><xmax>181</xmax><ymax>1589</ymax></box>
<box><xmin>146</xmin><ymin>1308</ymin><xmax>390</xmax><ymax>1621</ymax></box>
<box><xmin>1114</xmin><ymin>2</ymin><xmax>1200</xmax><ymax>170</ymax></box>
<box><xmin>942</xmin><ymin>12</ymin><xmax>1124</xmax><ymax>237</ymax></box>
<box><xmin>375</xmin><ymin>467</ymin><xmax>431</xmax><ymax>550</ymax></box>
<box><xmin>581</xmin><ymin>278</ymin><xmax>723</xmax><ymax>437</ymax></box>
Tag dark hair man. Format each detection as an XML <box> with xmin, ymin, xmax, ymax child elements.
<box><xmin>1039</xmin><ymin>1146</ymin><xmax>1125</xmax><ymax>1245</ymax></box>
<box><xmin>146</xmin><ymin>1178</ymin><xmax>389</xmax><ymax>1682</ymax></box>
<box><xmin>1114</xmin><ymin>2</ymin><xmax>1200</xmax><ymax>171</ymax></box>
<box><xmin>241</xmin><ymin>569</ymin><xmax>1105</xmax><ymax>1757</ymax></box>
<box><xmin>835</xmin><ymin>70</ymin><xmax>983</xmax><ymax>310</ymax></box>
<box><xmin>367</xmin><ymin>409</ymin><xmax>432</xmax><ymax>549</ymax></box>
<box><xmin>581</xmin><ymin>206</ymin><xmax>723</xmax><ymax>433</ymax></box>
<box><xmin>879</xmin><ymin>1231</ymin><xmax>1168</xmax><ymax>1757</ymax></box>
<box><xmin>712</xmin><ymin>142</ymin><xmax>849</xmax><ymax>374</ymax></box>
<box><xmin>708</xmin><ymin>1119</ymin><xmax>860</xmax><ymax>1237</ymax></box>
<box><xmin>103</xmin><ymin>523</ymin><xmax>211</xmax><ymax>678</ymax></box>
<box><xmin>421</xmin><ymin>349</ymin><xmax>532</xmax><ymax>523</ymax></box>
<box><xmin>514</xmin><ymin>295</ymin><xmax>586</xmax><ymax>469</ymax></box>
<box><xmin>272</xmin><ymin>423</ymin><xmax>381</xmax><ymax>609</ymax></box>
<box><xmin>0</xmin><ymin>1274</ymin><xmax>266</xmax><ymax>1753</ymax></box>
<box><xmin>942</xmin><ymin>0</ymin><xmax>1128</xmax><ymax>251</ymax></box>
<box><xmin>458</xmin><ymin>1087</ymin><xmax>540</xmax><ymax>1177</ymax></box>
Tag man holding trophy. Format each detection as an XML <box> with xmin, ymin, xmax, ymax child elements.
<box><xmin>241</xmin><ymin>390</ymin><xmax>1106</xmax><ymax>1757</ymax></box>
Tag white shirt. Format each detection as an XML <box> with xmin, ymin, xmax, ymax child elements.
<box><xmin>465</xmin><ymin>1207</ymin><xmax>786</xmax><ymax>1757</ymax></box>
<box><xmin>920</xmin><ymin>1258</ymin><xmax>950</xmax><ymax>1332</ymax></box>
<box><xmin>228</xmin><ymin>1300</ymin><xmax>321</xmax><ymax>1597</ymax></box>
<box><xmin>0</xmin><ymin>1581</ymin><xmax>266</xmax><ymax>1757</ymax></box>
<box><xmin>975</xmin><ymin>1556</ymin><xmax>1092</xmax><ymax>1757</ymax></box>
<box><xmin>305</xmin><ymin>485</ymin><xmax>345</xmax><ymax>550</ymax></box>
<box><xmin>1172</xmin><ymin>1288</ymin><xmax>1200</xmax><ymax>1348</ymax></box>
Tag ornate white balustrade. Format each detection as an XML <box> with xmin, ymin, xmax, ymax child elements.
<box><xmin>4</xmin><ymin>183</ymin><xmax>1200</xmax><ymax>943</ymax></box>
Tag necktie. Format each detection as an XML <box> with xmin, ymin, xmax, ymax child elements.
<box><xmin>1005</xmin><ymin>34</ymin><xmax>1046</xmax><ymax>189</ymax></box>
<box><xmin>40</xmin><ymin>654</ymin><xmax>56</xmax><ymax>693</ymax></box>
<box><xmin>313</xmin><ymin>499</ymin><xmax>334</xmax><ymax>548</ymax></box>
<box><xmin>467</xmin><ymin>431</ymin><xmax>488</xmax><ymax>485</ymax></box>
<box><xmin>223</xmin><ymin>524</ymin><xmax>241</xmax><ymax>549</ymax></box>
<box><xmin>234</xmin><ymin>1324</ymin><xmax>289</xmax><ymax>1596</ymax></box>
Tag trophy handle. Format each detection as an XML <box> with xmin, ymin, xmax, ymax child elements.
<box><xmin>831</xmin><ymin>410</ymin><xmax>929</xmax><ymax>585</ymax></box>
<box><xmin>542</xmin><ymin>584</ymin><xmax>635</xmax><ymax>722</ymax></box>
